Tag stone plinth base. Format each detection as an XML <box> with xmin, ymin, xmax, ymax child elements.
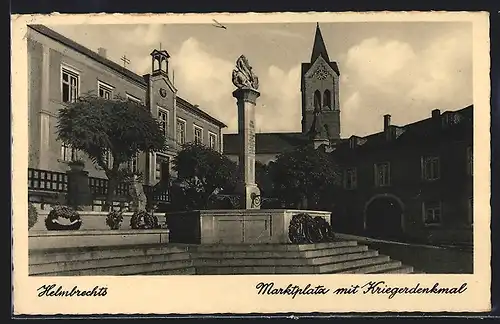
<box><xmin>235</xmin><ymin>183</ymin><xmax>261</xmax><ymax>209</ymax></box>
<box><xmin>30</xmin><ymin>211</ymin><xmax>166</xmax><ymax>231</ymax></box>
<box><xmin>166</xmin><ymin>209</ymin><xmax>331</xmax><ymax>244</ymax></box>
<box><xmin>29</xmin><ymin>229</ymin><xmax>170</xmax><ymax>250</ymax></box>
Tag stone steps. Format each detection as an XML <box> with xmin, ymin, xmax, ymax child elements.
<box><xmin>193</xmin><ymin>241</ymin><xmax>359</xmax><ymax>252</ymax></box>
<box><xmin>29</xmin><ymin>241</ymin><xmax>416</xmax><ymax>276</ymax></box>
<box><xmin>29</xmin><ymin>244</ymin><xmax>190</xmax><ymax>265</ymax></box>
<box><xmin>193</xmin><ymin>245</ymin><xmax>369</xmax><ymax>259</ymax></box>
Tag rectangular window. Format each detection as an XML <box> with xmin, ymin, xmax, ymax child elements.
<box><xmin>209</xmin><ymin>132</ymin><xmax>217</xmax><ymax>150</ymax></box>
<box><xmin>128</xmin><ymin>154</ymin><xmax>139</xmax><ymax>173</ymax></box>
<box><xmin>468</xmin><ymin>197</ymin><xmax>473</xmax><ymax>225</ymax></box>
<box><xmin>155</xmin><ymin>155</ymin><xmax>170</xmax><ymax>182</ymax></box>
<box><xmin>467</xmin><ymin>146</ymin><xmax>473</xmax><ymax>176</ymax></box>
<box><xmin>60</xmin><ymin>142</ymin><xmax>78</xmax><ymax>162</ymax></box>
<box><xmin>421</xmin><ymin>156</ymin><xmax>440</xmax><ymax>180</ymax></box>
<box><xmin>194</xmin><ymin>125</ymin><xmax>203</xmax><ymax>144</ymax></box>
<box><xmin>126</xmin><ymin>93</ymin><xmax>142</xmax><ymax>104</ymax></box>
<box><xmin>423</xmin><ymin>201</ymin><xmax>442</xmax><ymax>225</ymax></box>
<box><xmin>157</xmin><ymin>107</ymin><xmax>169</xmax><ymax>138</ymax></box>
<box><xmin>98</xmin><ymin>81</ymin><xmax>113</xmax><ymax>99</ymax></box>
<box><xmin>176</xmin><ymin>118</ymin><xmax>186</xmax><ymax>144</ymax></box>
<box><xmin>374</xmin><ymin>162</ymin><xmax>391</xmax><ymax>187</ymax></box>
<box><xmin>103</xmin><ymin>150</ymin><xmax>113</xmax><ymax>169</ymax></box>
<box><xmin>343</xmin><ymin>168</ymin><xmax>357</xmax><ymax>190</ymax></box>
<box><xmin>61</xmin><ymin>67</ymin><xmax>79</xmax><ymax>103</ymax></box>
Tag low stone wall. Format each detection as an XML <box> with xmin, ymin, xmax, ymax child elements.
<box><xmin>334</xmin><ymin>233</ymin><xmax>473</xmax><ymax>274</ymax></box>
<box><xmin>30</xmin><ymin>211</ymin><xmax>167</xmax><ymax>231</ymax></box>
<box><xmin>29</xmin><ymin>229</ymin><xmax>170</xmax><ymax>250</ymax></box>
<box><xmin>166</xmin><ymin>209</ymin><xmax>331</xmax><ymax>244</ymax></box>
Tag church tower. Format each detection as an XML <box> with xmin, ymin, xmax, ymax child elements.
<box><xmin>301</xmin><ymin>23</ymin><xmax>341</xmax><ymax>143</ymax></box>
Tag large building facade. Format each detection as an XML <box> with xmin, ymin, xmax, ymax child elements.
<box><xmin>27</xmin><ymin>25</ymin><xmax>226</xmax><ymax>186</ymax></box>
<box><xmin>331</xmin><ymin>107</ymin><xmax>473</xmax><ymax>245</ymax></box>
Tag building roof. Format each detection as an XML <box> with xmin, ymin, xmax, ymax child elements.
<box><xmin>223</xmin><ymin>132</ymin><xmax>309</xmax><ymax>155</ymax></box>
<box><xmin>176</xmin><ymin>97</ymin><xmax>227</xmax><ymax>128</ymax></box>
<box><xmin>332</xmin><ymin>105</ymin><xmax>473</xmax><ymax>154</ymax></box>
<box><xmin>311</xmin><ymin>23</ymin><xmax>330</xmax><ymax>63</ymax></box>
<box><xmin>28</xmin><ymin>24</ymin><xmax>227</xmax><ymax>129</ymax></box>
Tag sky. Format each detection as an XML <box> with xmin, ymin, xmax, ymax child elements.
<box><xmin>49</xmin><ymin>21</ymin><xmax>473</xmax><ymax>137</ymax></box>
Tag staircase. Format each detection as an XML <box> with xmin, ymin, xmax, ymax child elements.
<box><xmin>29</xmin><ymin>244</ymin><xmax>195</xmax><ymax>276</ymax></box>
<box><xmin>191</xmin><ymin>241</ymin><xmax>415</xmax><ymax>275</ymax></box>
<box><xmin>29</xmin><ymin>240</ymin><xmax>415</xmax><ymax>276</ymax></box>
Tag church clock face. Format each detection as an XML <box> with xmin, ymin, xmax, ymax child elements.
<box><xmin>313</xmin><ymin>63</ymin><xmax>330</xmax><ymax>80</ymax></box>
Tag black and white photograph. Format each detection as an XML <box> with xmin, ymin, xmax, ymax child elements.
<box><xmin>12</xmin><ymin>11</ymin><xmax>491</xmax><ymax>314</ymax></box>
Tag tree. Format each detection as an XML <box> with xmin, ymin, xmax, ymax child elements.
<box><xmin>172</xmin><ymin>142</ymin><xmax>237</xmax><ymax>210</ymax></box>
<box><xmin>56</xmin><ymin>94</ymin><xmax>166</xmax><ymax>211</ymax></box>
<box><xmin>271</xmin><ymin>145</ymin><xmax>342</xmax><ymax>209</ymax></box>
<box><xmin>255</xmin><ymin>160</ymin><xmax>274</xmax><ymax>196</ymax></box>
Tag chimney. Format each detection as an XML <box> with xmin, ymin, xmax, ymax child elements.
<box><xmin>432</xmin><ymin>109</ymin><xmax>441</xmax><ymax>119</ymax></box>
<box><xmin>383</xmin><ymin>114</ymin><xmax>391</xmax><ymax>131</ymax></box>
<box><xmin>97</xmin><ymin>47</ymin><xmax>107</xmax><ymax>58</ymax></box>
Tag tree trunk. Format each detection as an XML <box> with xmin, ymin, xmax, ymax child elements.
<box><xmin>103</xmin><ymin>176</ymin><xmax>118</xmax><ymax>212</ymax></box>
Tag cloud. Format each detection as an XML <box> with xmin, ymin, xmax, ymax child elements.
<box><xmin>167</xmin><ymin>37</ymin><xmax>302</xmax><ymax>134</ymax></box>
<box><xmin>340</xmin><ymin>30</ymin><xmax>472</xmax><ymax>137</ymax></box>
<box><xmin>168</xmin><ymin>38</ymin><xmax>236</xmax><ymax>130</ymax></box>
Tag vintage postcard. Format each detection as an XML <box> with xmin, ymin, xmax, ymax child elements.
<box><xmin>11</xmin><ymin>11</ymin><xmax>491</xmax><ymax>315</ymax></box>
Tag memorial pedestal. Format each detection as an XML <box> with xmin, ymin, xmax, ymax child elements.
<box><xmin>166</xmin><ymin>209</ymin><xmax>331</xmax><ymax>244</ymax></box>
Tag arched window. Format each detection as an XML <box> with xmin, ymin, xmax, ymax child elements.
<box><xmin>323</xmin><ymin>89</ymin><xmax>332</xmax><ymax>110</ymax></box>
<box><xmin>314</xmin><ymin>90</ymin><xmax>321</xmax><ymax>111</ymax></box>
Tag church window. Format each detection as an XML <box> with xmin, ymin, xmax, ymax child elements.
<box><xmin>323</xmin><ymin>89</ymin><xmax>332</xmax><ymax>110</ymax></box>
<box><xmin>314</xmin><ymin>90</ymin><xmax>321</xmax><ymax>110</ymax></box>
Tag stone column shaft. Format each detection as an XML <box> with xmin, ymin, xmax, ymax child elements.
<box><xmin>233</xmin><ymin>88</ymin><xmax>261</xmax><ymax>209</ymax></box>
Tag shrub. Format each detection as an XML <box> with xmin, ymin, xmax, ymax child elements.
<box><xmin>106</xmin><ymin>210</ymin><xmax>124</xmax><ymax>230</ymax></box>
<box><xmin>130</xmin><ymin>210</ymin><xmax>160</xmax><ymax>230</ymax></box>
<box><xmin>28</xmin><ymin>203</ymin><xmax>38</xmax><ymax>229</ymax></box>
<box><xmin>45</xmin><ymin>205</ymin><xmax>82</xmax><ymax>231</ymax></box>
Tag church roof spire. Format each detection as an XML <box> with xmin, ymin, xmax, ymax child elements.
<box><xmin>310</xmin><ymin>22</ymin><xmax>330</xmax><ymax>63</ymax></box>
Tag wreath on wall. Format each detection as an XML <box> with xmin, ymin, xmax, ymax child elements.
<box><xmin>130</xmin><ymin>210</ymin><xmax>160</xmax><ymax>230</ymax></box>
<box><xmin>28</xmin><ymin>202</ymin><xmax>38</xmax><ymax>230</ymax></box>
<box><xmin>45</xmin><ymin>205</ymin><xmax>82</xmax><ymax>231</ymax></box>
<box><xmin>105</xmin><ymin>210</ymin><xmax>124</xmax><ymax>230</ymax></box>
<box><xmin>288</xmin><ymin>213</ymin><xmax>335</xmax><ymax>244</ymax></box>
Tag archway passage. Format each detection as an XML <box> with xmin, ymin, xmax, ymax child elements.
<box><xmin>365</xmin><ymin>197</ymin><xmax>403</xmax><ymax>240</ymax></box>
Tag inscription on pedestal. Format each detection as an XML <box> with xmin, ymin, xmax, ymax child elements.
<box><xmin>249</xmin><ymin>120</ymin><xmax>256</xmax><ymax>155</ymax></box>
